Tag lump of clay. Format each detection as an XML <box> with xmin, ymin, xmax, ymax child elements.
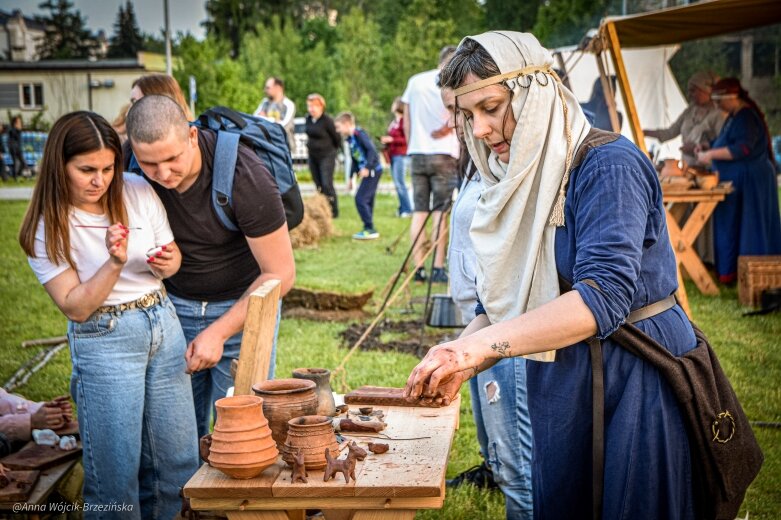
<box><xmin>59</xmin><ymin>435</ymin><xmax>77</xmax><ymax>451</ymax></box>
<box><xmin>368</xmin><ymin>442</ymin><xmax>389</xmax><ymax>454</ymax></box>
<box><xmin>32</xmin><ymin>429</ymin><xmax>60</xmax><ymax>447</ymax></box>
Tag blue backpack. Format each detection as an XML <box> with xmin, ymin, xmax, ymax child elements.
<box><xmin>193</xmin><ymin>106</ymin><xmax>304</xmax><ymax>231</ymax></box>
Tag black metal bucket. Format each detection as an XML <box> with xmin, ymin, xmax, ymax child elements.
<box><xmin>426</xmin><ymin>294</ymin><xmax>461</xmax><ymax>328</ymax></box>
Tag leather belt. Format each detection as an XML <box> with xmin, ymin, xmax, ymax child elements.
<box><xmin>94</xmin><ymin>287</ymin><xmax>167</xmax><ymax>315</ymax></box>
<box><xmin>626</xmin><ymin>294</ymin><xmax>678</xmax><ymax>324</ymax></box>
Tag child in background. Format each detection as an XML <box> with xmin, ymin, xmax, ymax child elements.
<box><xmin>334</xmin><ymin>112</ymin><xmax>383</xmax><ymax>240</ymax></box>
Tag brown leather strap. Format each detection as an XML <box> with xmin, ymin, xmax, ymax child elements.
<box><xmin>559</xmin><ymin>275</ymin><xmax>677</xmax><ymax>520</ymax></box>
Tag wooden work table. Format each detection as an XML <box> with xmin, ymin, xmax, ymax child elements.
<box><xmin>663</xmin><ymin>182</ymin><xmax>733</xmax><ymax>316</ymax></box>
<box><xmin>184</xmin><ymin>397</ymin><xmax>461</xmax><ymax>520</ymax></box>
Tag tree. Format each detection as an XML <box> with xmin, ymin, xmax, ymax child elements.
<box><xmin>108</xmin><ymin>1</ymin><xmax>143</xmax><ymax>58</ymax></box>
<box><xmin>485</xmin><ymin>0</ymin><xmax>542</xmax><ymax>32</ymax></box>
<box><xmin>36</xmin><ymin>0</ymin><xmax>98</xmax><ymax>59</ymax></box>
<box><xmin>532</xmin><ymin>0</ymin><xmax>611</xmax><ymax>48</ymax></box>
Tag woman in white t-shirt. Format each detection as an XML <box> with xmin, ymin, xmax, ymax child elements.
<box><xmin>18</xmin><ymin>111</ymin><xmax>198</xmax><ymax>520</ymax></box>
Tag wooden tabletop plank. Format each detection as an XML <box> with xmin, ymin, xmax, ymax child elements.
<box><xmin>185</xmin><ymin>460</ymin><xmax>284</xmax><ymax>499</ymax></box>
<box><xmin>353</xmin><ymin>402</ymin><xmax>458</xmax><ymax>498</ymax></box>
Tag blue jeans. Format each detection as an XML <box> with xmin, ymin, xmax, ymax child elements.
<box><xmin>469</xmin><ymin>357</ymin><xmax>534</xmax><ymax>519</ymax></box>
<box><xmin>391</xmin><ymin>155</ymin><xmax>412</xmax><ymax>215</ymax></box>
<box><xmin>355</xmin><ymin>169</ymin><xmax>382</xmax><ymax>230</ymax></box>
<box><xmin>67</xmin><ymin>296</ymin><xmax>199</xmax><ymax>520</ymax></box>
<box><xmin>169</xmin><ymin>293</ymin><xmax>280</xmax><ymax>439</ymax></box>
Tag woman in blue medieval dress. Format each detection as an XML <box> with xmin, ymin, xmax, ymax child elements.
<box><xmin>403</xmin><ymin>31</ymin><xmax>696</xmax><ymax>519</ymax></box>
<box><xmin>697</xmin><ymin>77</ymin><xmax>781</xmax><ymax>283</ymax></box>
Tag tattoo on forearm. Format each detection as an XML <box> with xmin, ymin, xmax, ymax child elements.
<box><xmin>490</xmin><ymin>341</ymin><xmax>511</xmax><ymax>357</ymax></box>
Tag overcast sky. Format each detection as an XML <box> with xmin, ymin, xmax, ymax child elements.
<box><xmin>5</xmin><ymin>0</ymin><xmax>207</xmax><ymax>39</ymax></box>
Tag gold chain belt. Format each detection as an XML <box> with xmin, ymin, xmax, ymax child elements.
<box><xmin>94</xmin><ymin>287</ymin><xmax>167</xmax><ymax>315</ymax></box>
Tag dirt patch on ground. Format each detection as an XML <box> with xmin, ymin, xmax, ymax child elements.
<box><xmin>339</xmin><ymin>319</ymin><xmax>458</xmax><ymax>358</ymax></box>
<box><xmin>285</xmin><ymin>287</ymin><xmax>373</xmax><ymax>311</ymax></box>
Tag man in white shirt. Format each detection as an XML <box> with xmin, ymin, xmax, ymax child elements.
<box><xmin>401</xmin><ymin>46</ymin><xmax>459</xmax><ymax>284</ymax></box>
<box><xmin>254</xmin><ymin>76</ymin><xmax>296</xmax><ymax>148</ymax></box>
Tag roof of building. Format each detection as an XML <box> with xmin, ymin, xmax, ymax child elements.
<box><xmin>0</xmin><ymin>59</ymin><xmax>145</xmax><ymax>71</ymax></box>
<box><xmin>0</xmin><ymin>9</ymin><xmax>47</xmax><ymax>32</ymax></box>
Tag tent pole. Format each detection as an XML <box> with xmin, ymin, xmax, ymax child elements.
<box><xmin>594</xmin><ymin>53</ymin><xmax>622</xmax><ymax>133</ymax></box>
<box><xmin>605</xmin><ymin>21</ymin><xmax>648</xmax><ymax>154</ymax></box>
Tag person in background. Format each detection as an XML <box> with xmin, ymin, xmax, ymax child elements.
<box><xmin>126</xmin><ymin>95</ymin><xmax>295</xmax><ymax>440</ymax></box>
<box><xmin>381</xmin><ymin>98</ymin><xmax>413</xmax><ymax>218</ymax></box>
<box><xmin>441</xmin><ymin>85</ymin><xmax>534</xmax><ymax>519</ymax></box>
<box><xmin>645</xmin><ymin>71</ymin><xmax>725</xmax><ymax>168</ymax></box>
<box><xmin>305</xmin><ymin>93</ymin><xmax>342</xmax><ymax>217</ymax></box>
<box><xmin>696</xmin><ymin>77</ymin><xmax>781</xmax><ymax>284</ymax></box>
<box><xmin>401</xmin><ymin>46</ymin><xmax>460</xmax><ymax>284</ymax></box>
<box><xmin>124</xmin><ymin>74</ymin><xmax>193</xmax><ymax>172</ymax></box>
<box><xmin>255</xmin><ymin>76</ymin><xmax>296</xmax><ymax>149</ymax></box>
<box><xmin>334</xmin><ymin>112</ymin><xmax>383</xmax><ymax>241</ymax></box>
<box><xmin>0</xmin><ymin>389</ymin><xmax>72</xmax><ymax>447</ymax></box>
<box><xmin>19</xmin><ymin>111</ymin><xmax>198</xmax><ymax>519</ymax></box>
<box><xmin>8</xmin><ymin>115</ymin><xmax>25</xmax><ymax>180</ymax></box>
<box><xmin>0</xmin><ymin>123</ymin><xmax>9</xmax><ymax>181</ymax></box>
<box><xmin>406</xmin><ymin>31</ymin><xmax>697</xmax><ymax>519</ymax></box>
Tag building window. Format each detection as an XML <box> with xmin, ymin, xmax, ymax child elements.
<box><xmin>19</xmin><ymin>83</ymin><xmax>44</xmax><ymax>109</ymax></box>
<box><xmin>753</xmin><ymin>41</ymin><xmax>778</xmax><ymax>77</ymax></box>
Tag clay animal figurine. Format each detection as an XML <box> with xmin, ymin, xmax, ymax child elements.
<box><xmin>350</xmin><ymin>442</ymin><xmax>368</xmax><ymax>461</ymax></box>
<box><xmin>323</xmin><ymin>442</ymin><xmax>362</xmax><ymax>484</ymax></box>
<box><xmin>291</xmin><ymin>448</ymin><xmax>308</xmax><ymax>484</ymax></box>
<box><xmin>368</xmin><ymin>442</ymin><xmax>389</xmax><ymax>454</ymax></box>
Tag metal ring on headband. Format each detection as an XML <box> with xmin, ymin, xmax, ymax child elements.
<box><xmin>518</xmin><ymin>74</ymin><xmax>533</xmax><ymax>88</ymax></box>
<box><xmin>535</xmin><ymin>70</ymin><xmax>549</xmax><ymax>86</ymax></box>
<box><xmin>503</xmin><ymin>78</ymin><xmax>517</xmax><ymax>90</ymax></box>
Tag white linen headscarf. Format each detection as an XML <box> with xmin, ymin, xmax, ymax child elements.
<box><xmin>457</xmin><ymin>31</ymin><xmax>591</xmax><ymax>362</ymax></box>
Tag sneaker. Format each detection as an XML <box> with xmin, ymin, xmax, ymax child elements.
<box><xmin>431</xmin><ymin>267</ymin><xmax>449</xmax><ymax>283</ymax></box>
<box><xmin>413</xmin><ymin>267</ymin><xmax>427</xmax><ymax>282</ymax></box>
<box><xmin>353</xmin><ymin>229</ymin><xmax>379</xmax><ymax>240</ymax></box>
<box><xmin>446</xmin><ymin>461</ymin><xmax>498</xmax><ymax>489</ymax></box>
<box><xmin>399</xmin><ymin>212</ymin><xmax>412</xmax><ymax>218</ymax></box>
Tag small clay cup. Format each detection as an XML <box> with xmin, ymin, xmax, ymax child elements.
<box><xmin>252</xmin><ymin>378</ymin><xmax>318</xmax><ymax>449</ymax></box>
<box><xmin>281</xmin><ymin>415</ymin><xmax>339</xmax><ymax>470</ymax></box>
<box><xmin>292</xmin><ymin>368</ymin><xmax>337</xmax><ymax>417</ymax></box>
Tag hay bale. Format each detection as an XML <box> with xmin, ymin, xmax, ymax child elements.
<box><xmin>306</xmin><ymin>193</ymin><xmax>334</xmax><ymax>239</ymax></box>
<box><xmin>289</xmin><ymin>212</ymin><xmax>321</xmax><ymax>248</ymax></box>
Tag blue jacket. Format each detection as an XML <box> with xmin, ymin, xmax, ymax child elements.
<box><xmin>347</xmin><ymin>128</ymin><xmax>381</xmax><ymax>176</ymax></box>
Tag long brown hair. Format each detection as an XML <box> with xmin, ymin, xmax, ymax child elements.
<box><xmin>19</xmin><ymin>111</ymin><xmax>126</xmax><ymax>270</ymax></box>
<box><xmin>132</xmin><ymin>74</ymin><xmax>193</xmax><ymax>120</ymax></box>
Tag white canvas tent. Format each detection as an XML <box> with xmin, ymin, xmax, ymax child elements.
<box><xmin>554</xmin><ymin>42</ymin><xmax>688</xmax><ymax>161</ymax></box>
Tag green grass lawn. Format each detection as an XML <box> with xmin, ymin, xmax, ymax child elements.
<box><xmin>1</xmin><ymin>194</ymin><xmax>779</xmax><ymax>518</ymax></box>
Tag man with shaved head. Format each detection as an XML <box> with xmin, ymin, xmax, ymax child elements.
<box><xmin>126</xmin><ymin>95</ymin><xmax>295</xmax><ymax>439</ymax></box>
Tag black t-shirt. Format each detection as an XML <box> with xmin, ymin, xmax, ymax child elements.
<box><xmin>147</xmin><ymin>129</ymin><xmax>286</xmax><ymax>301</ymax></box>
<box><xmin>305</xmin><ymin>114</ymin><xmax>341</xmax><ymax>157</ymax></box>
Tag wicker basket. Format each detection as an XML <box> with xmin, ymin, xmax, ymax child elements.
<box><xmin>738</xmin><ymin>256</ymin><xmax>781</xmax><ymax>307</ymax></box>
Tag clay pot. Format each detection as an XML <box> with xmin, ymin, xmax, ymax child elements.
<box><xmin>252</xmin><ymin>379</ymin><xmax>318</xmax><ymax>449</ymax></box>
<box><xmin>281</xmin><ymin>415</ymin><xmax>339</xmax><ymax>470</ymax></box>
<box><xmin>292</xmin><ymin>368</ymin><xmax>337</xmax><ymax>417</ymax></box>
<box><xmin>208</xmin><ymin>395</ymin><xmax>279</xmax><ymax>479</ymax></box>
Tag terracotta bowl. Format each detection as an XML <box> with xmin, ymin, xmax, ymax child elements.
<box><xmin>208</xmin><ymin>435</ymin><xmax>276</xmax><ymax>455</ymax></box>
<box><xmin>210</xmin><ymin>453</ymin><xmax>279</xmax><ymax>479</ymax></box>
<box><xmin>213</xmin><ymin>395</ymin><xmax>268</xmax><ymax>433</ymax></box>
<box><xmin>208</xmin><ymin>446</ymin><xmax>278</xmax><ymax>466</ymax></box>
<box><xmin>252</xmin><ymin>379</ymin><xmax>318</xmax><ymax>449</ymax></box>
<box><xmin>696</xmin><ymin>174</ymin><xmax>719</xmax><ymax>190</ymax></box>
<box><xmin>281</xmin><ymin>415</ymin><xmax>338</xmax><ymax>470</ymax></box>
